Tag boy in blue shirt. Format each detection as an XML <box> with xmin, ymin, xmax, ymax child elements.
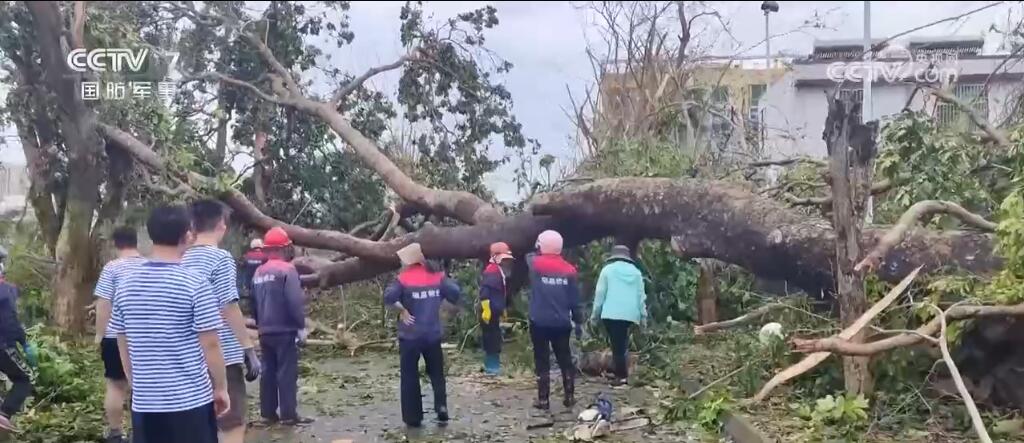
<box><xmin>184</xmin><ymin>200</ymin><xmax>261</xmax><ymax>443</ymax></box>
<box><xmin>384</xmin><ymin>243</ymin><xmax>461</xmax><ymax>428</ymax></box>
<box><xmin>94</xmin><ymin>226</ymin><xmax>144</xmax><ymax>443</ymax></box>
<box><xmin>109</xmin><ymin>205</ymin><xmax>229</xmax><ymax>443</ymax></box>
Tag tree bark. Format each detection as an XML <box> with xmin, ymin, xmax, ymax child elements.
<box><xmin>28</xmin><ymin>0</ymin><xmax>104</xmax><ymax>333</ymax></box>
<box><xmin>304</xmin><ymin>178</ymin><xmax>999</xmax><ymax>288</ymax></box>
<box><xmin>696</xmin><ymin>260</ymin><xmax>718</xmax><ymax>325</ymax></box>
<box><xmin>12</xmin><ymin>117</ymin><xmax>59</xmax><ymax>256</ymax></box>
<box><xmin>825</xmin><ymin>96</ymin><xmax>875</xmax><ymax>396</ymax></box>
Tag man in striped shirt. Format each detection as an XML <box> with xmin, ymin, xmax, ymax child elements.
<box><xmin>183</xmin><ymin>199</ymin><xmax>261</xmax><ymax>443</ymax></box>
<box><xmin>109</xmin><ymin>205</ymin><xmax>229</xmax><ymax>443</ymax></box>
<box><xmin>93</xmin><ymin>226</ymin><xmax>145</xmax><ymax>443</ymax></box>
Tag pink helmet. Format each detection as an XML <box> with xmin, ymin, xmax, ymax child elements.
<box><xmin>536</xmin><ymin>230</ymin><xmax>563</xmax><ymax>254</ymax></box>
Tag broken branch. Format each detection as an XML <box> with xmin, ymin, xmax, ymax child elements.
<box><xmin>694</xmin><ymin>303</ymin><xmax>788</xmax><ymax>335</ymax></box>
<box><xmin>792</xmin><ymin>302</ymin><xmax>1024</xmax><ymax>356</ymax></box>
<box><xmin>856</xmin><ymin>200</ymin><xmax>997</xmax><ymax>272</ymax></box>
<box><xmin>784</xmin><ymin>177</ymin><xmax>895</xmax><ymax>207</ymax></box>
<box><xmin>930</xmin><ymin>303</ymin><xmax>992</xmax><ymax>443</ymax></box>
<box><xmin>751</xmin><ymin>267</ymin><xmax>921</xmax><ymax>402</ymax></box>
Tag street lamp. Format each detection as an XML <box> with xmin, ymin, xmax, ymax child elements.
<box><xmin>761</xmin><ymin>1</ymin><xmax>779</xmax><ymax>69</ymax></box>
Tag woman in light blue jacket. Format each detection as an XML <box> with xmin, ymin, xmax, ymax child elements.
<box><xmin>590</xmin><ymin>245</ymin><xmax>647</xmax><ymax>386</ymax></box>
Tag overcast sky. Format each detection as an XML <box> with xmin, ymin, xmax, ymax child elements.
<box><xmin>0</xmin><ymin>1</ymin><xmax>1018</xmax><ymax>201</ymax></box>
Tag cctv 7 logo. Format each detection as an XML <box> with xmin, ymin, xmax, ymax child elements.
<box><xmin>67</xmin><ymin>48</ymin><xmax>180</xmax><ymax>76</ymax></box>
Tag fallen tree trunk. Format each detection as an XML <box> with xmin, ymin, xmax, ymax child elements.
<box><xmin>100</xmin><ymin>125</ymin><xmax>1001</xmax><ymax>291</ymax></box>
<box><xmin>531</xmin><ymin>178</ymin><xmax>1000</xmax><ymax>296</ymax></box>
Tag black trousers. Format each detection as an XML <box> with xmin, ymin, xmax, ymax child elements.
<box><xmin>603</xmin><ymin>319</ymin><xmax>633</xmax><ymax>379</ymax></box>
<box><xmin>480</xmin><ymin>314</ymin><xmax>502</xmax><ymax>355</ymax></box>
<box><xmin>399</xmin><ymin>337</ymin><xmax>447</xmax><ymax>425</ymax></box>
<box><xmin>260</xmin><ymin>332</ymin><xmax>299</xmax><ymax>421</ymax></box>
<box><xmin>131</xmin><ymin>402</ymin><xmax>218</xmax><ymax>443</ymax></box>
<box><xmin>529</xmin><ymin>324</ymin><xmax>574</xmax><ymax>404</ymax></box>
<box><xmin>0</xmin><ymin>346</ymin><xmax>32</xmax><ymax>418</ymax></box>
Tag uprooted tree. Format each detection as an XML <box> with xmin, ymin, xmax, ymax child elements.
<box><xmin>7</xmin><ymin>1</ymin><xmax>1024</xmax><ymax>421</ymax></box>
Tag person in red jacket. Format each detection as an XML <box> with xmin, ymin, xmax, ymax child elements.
<box><xmin>252</xmin><ymin>227</ymin><xmax>313</xmax><ymax>426</ymax></box>
<box><xmin>480</xmin><ymin>242</ymin><xmax>513</xmax><ymax>375</ymax></box>
<box><xmin>384</xmin><ymin>243</ymin><xmax>461</xmax><ymax>428</ymax></box>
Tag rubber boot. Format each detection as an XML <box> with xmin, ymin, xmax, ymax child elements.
<box><xmin>562</xmin><ymin>369</ymin><xmax>576</xmax><ymax>408</ymax></box>
<box><xmin>484</xmin><ymin>353</ymin><xmax>500</xmax><ymax>376</ymax></box>
<box><xmin>534</xmin><ymin>375</ymin><xmax>551</xmax><ymax>410</ymax></box>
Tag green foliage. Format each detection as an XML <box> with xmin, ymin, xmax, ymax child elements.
<box><xmin>791</xmin><ymin>393</ymin><xmax>870</xmax><ymax>441</ymax></box>
<box><xmin>397</xmin><ymin>1</ymin><xmax>525</xmax><ymax>196</ymax></box>
<box><xmin>18</xmin><ymin>327</ymin><xmax>105</xmax><ymax>442</ymax></box>
<box><xmin>875</xmin><ymin>112</ymin><xmax>1004</xmax><ymax>223</ymax></box>
<box><xmin>661</xmin><ymin>388</ymin><xmax>735</xmax><ymax>432</ymax></box>
<box><xmin>579</xmin><ymin>138</ymin><xmax>695</xmax><ymax>179</ymax></box>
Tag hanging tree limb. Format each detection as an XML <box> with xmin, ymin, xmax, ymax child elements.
<box><xmin>855</xmin><ymin>200</ymin><xmax>997</xmax><ymax>273</ymax></box>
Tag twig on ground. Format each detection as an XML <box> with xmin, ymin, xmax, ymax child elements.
<box><xmin>694</xmin><ymin>303</ymin><xmax>788</xmax><ymax>334</ymax></box>
<box><xmin>689</xmin><ymin>364</ymin><xmax>750</xmax><ymax>399</ymax></box>
<box><xmin>349</xmin><ymin>339</ymin><xmax>394</xmax><ymax>357</ymax></box>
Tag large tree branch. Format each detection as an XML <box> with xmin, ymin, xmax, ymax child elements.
<box><xmin>313</xmin><ymin>106</ymin><xmax>504</xmax><ymax>224</ymax></box>
<box><xmin>331</xmin><ymin>54</ymin><xmax>414</xmax><ymax>105</ymax></box>
<box><xmin>71</xmin><ymin>1</ymin><xmax>86</xmax><ymax>49</ymax></box>
<box><xmin>855</xmin><ymin>200</ymin><xmax>997</xmax><ymax>273</ymax></box>
<box><xmin>239</xmin><ymin>31</ymin><xmax>301</xmax><ymax>94</ymax></box>
<box><xmin>182</xmin><ymin>72</ymin><xmax>290</xmax><ymax>106</ymax></box>
<box><xmin>177</xmin><ymin>12</ymin><xmax>503</xmax><ymax>226</ymax></box>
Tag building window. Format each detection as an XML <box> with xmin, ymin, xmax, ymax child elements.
<box><xmin>937</xmin><ymin>84</ymin><xmax>987</xmax><ymax>130</ymax></box>
<box><xmin>838</xmin><ymin>89</ymin><xmax>864</xmax><ymax>108</ymax></box>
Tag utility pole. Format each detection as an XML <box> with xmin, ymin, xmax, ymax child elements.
<box><xmin>761</xmin><ymin>1</ymin><xmax>779</xmax><ymax>69</ymax></box>
<box><xmin>863</xmin><ymin>0</ymin><xmax>874</xmax><ymax>223</ymax></box>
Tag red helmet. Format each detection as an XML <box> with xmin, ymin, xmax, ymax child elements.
<box><xmin>263</xmin><ymin>227</ymin><xmax>292</xmax><ymax>247</ymax></box>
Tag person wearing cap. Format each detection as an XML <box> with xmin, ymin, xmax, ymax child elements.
<box><xmin>252</xmin><ymin>227</ymin><xmax>314</xmax><ymax>426</ymax></box>
<box><xmin>526</xmin><ymin>230</ymin><xmax>583</xmax><ymax>411</ymax></box>
<box><xmin>240</xmin><ymin>238</ymin><xmax>268</xmax><ymax>317</ymax></box>
<box><xmin>384</xmin><ymin>243</ymin><xmax>462</xmax><ymax>428</ymax></box>
<box><xmin>480</xmin><ymin>242</ymin><xmax>513</xmax><ymax>376</ymax></box>
<box><xmin>591</xmin><ymin>245</ymin><xmax>647</xmax><ymax>387</ymax></box>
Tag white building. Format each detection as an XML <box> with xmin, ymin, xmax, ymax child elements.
<box><xmin>0</xmin><ymin>164</ymin><xmax>29</xmax><ymax>219</ymax></box>
<box><xmin>762</xmin><ymin>36</ymin><xmax>1024</xmax><ymax>161</ymax></box>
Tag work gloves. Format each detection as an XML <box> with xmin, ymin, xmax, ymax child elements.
<box><xmin>243</xmin><ymin>347</ymin><xmax>261</xmax><ymax>382</ymax></box>
<box><xmin>480</xmin><ymin>300</ymin><xmax>492</xmax><ymax>324</ymax></box>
